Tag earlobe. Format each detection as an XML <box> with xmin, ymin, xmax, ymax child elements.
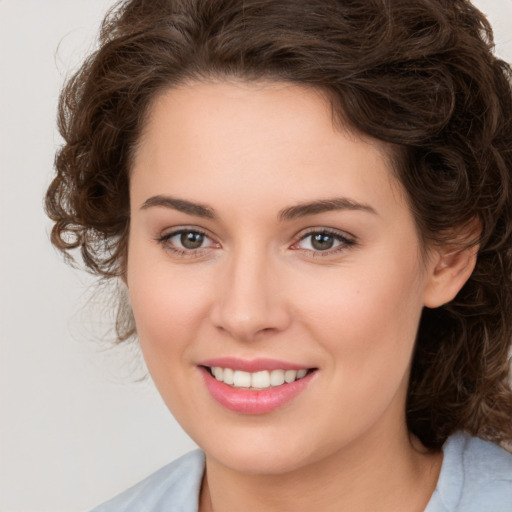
<box><xmin>423</xmin><ymin>244</ymin><xmax>478</xmax><ymax>308</ymax></box>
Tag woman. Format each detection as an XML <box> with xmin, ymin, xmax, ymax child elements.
<box><xmin>46</xmin><ymin>0</ymin><xmax>512</xmax><ymax>510</ymax></box>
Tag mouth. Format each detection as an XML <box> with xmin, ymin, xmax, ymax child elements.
<box><xmin>202</xmin><ymin>366</ymin><xmax>315</xmax><ymax>390</ymax></box>
<box><xmin>198</xmin><ymin>359</ymin><xmax>318</xmax><ymax>414</ymax></box>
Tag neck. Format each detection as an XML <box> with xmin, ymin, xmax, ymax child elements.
<box><xmin>199</xmin><ymin>427</ymin><xmax>442</xmax><ymax>512</ymax></box>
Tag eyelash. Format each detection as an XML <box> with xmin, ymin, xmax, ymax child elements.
<box><xmin>156</xmin><ymin>228</ymin><xmax>218</xmax><ymax>258</ymax></box>
<box><xmin>291</xmin><ymin>229</ymin><xmax>356</xmax><ymax>257</ymax></box>
<box><xmin>156</xmin><ymin>228</ymin><xmax>356</xmax><ymax>258</ymax></box>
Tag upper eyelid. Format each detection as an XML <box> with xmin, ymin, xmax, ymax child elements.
<box><xmin>159</xmin><ymin>226</ymin><xmax>214</xmax><ymax>240</ymax></box>
<box><xmin>294</xmin><ymin>227</ymin><xmax>356</xmax><ymax>242</ymax></box>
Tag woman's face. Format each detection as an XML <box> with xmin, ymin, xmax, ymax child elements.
<box><xmin>127</xmin><ymin>81</ymin><xmax>438</xmax><ymax>474</ymax></box>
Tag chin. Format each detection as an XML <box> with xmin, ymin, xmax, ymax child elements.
<box><xmin>213</xmin><ymin>449</ymin><xmax>310</xmax><ymax>475</ymax></box>
<box><xmin>196</xmin><ymin>425</ymin><xmax>324</xmax><ymax>476</ymax></box>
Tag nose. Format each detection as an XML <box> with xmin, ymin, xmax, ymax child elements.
<box><xmin>210</xmin><ymin>249</ymin><xmax>292</xmax><ymax>342</ymax></box>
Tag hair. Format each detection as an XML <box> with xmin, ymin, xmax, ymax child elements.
<box><xmin>46</xmin><ymin>0</ymin><xmax>512</xmax><ymax>450</ymax></box>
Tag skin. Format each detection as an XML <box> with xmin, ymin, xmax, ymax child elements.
<box><xmin>127</xmin><ymin>81</ymin><xmax>476</xmax><ymax>511</ymax></box>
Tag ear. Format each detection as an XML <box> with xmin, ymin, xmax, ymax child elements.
<box><xmin>423</xmin><ymin>221</ymin><xmax>480</xmax><ymax>309</ymax></box>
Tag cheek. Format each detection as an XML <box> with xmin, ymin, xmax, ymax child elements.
<box><xmin>130</xmin><ymin>274</ymin><xmax>207</xmax><ymax>343</ymax></box>
<box><xmin>293</xmin><ymin>255</ymin><xmax>425</xmax><ymax>383</ymax></box>
<box><xmin>127</xmin><ymin>259</ymin><xmax>213</xmax><ymax>417</ymax></box>
<box><xmin>126</xmin><ymin>240</ymin><xmax>213</xmax><ymax>364</ymax></box>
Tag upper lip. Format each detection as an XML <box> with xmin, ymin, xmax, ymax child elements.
<box><xmin>198</xmin><ymin>357</ymin><xmax>313</xmax><ymax>373</ymax></box>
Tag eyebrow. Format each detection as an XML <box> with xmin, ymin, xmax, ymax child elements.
<box><xmin>278</xmin><ymin>198</ymin><xmax>377</xmax><ymax>221</ymax></box>
<box><xmin>140</xmin><ymin>195</ymin><xmax>377</xmax><ymax>220</ymax></box>
<box><xmin>140</xmin><ymin>195</ymin><xmax>215</xmax><ymax>218</ymax></box>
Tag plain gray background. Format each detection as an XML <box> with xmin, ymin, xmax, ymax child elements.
<box><xmin>1</xmin><ymin>1</ymin><xmax>511</xmax><ymax>511</ymax></box>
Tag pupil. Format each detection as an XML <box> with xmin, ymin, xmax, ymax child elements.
<box><xmin>312</xmin><ymin>233</ymin><xmax>334</xmax><ymax>251</ymax></box>
<box><xmin>181</xmin><ymin>232</ymin><xmax>204</xmax><ymax>249</ymax></box>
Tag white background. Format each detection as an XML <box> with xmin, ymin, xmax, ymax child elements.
<box><xmin>0</xmin><ymin>1</ymin><xmax>511</xmax><ymax>511</ymax></box>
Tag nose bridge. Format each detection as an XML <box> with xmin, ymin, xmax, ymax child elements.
<box><xmin>212</xmin><ymin>244</ymin><xmax>289</xmax><ymax>340</ymax></box>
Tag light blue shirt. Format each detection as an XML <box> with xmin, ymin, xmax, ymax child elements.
<box><xmin>425</xmin><ymin>433</ymin><xmax>512</xmax><ymax>511</ymax></box>
<box><xmin>91</xmin><ymin>432</ymin><xmax>512</xmax><ymax>512</ymax></box>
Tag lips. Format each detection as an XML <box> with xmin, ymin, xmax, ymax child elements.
<box><xmin>198</xmin><ymin>358</ymin><xmax>317</xmax><ymax>414</ymax></box>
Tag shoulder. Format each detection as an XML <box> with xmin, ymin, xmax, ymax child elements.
<box><xmin>427</xmin><ymin>432</ymin><xmax>512</xmax><ymax>512</ymax></box>
<box><xmin>90</xmin><ymin>450</ymin><xmax>205</xmax><ymax>512</ymax></box>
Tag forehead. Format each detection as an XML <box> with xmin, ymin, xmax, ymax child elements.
<box><xmin>139</xmin><ymin>80</ymin><xmax>343</xmax><ymax>153</ymax></box>
<box><xmin>131</xmin><ymin>80</ymin><xmax>407</xmax><ymax>218</ymax></box>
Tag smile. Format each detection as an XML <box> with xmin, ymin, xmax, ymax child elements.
<box><xmin>207</xmin><ymin>367</ymin><xmax>310</xmax><ymax>389</ymax></box>
<box><xmin>199</xmin><ymin>360</ymin><xmax>317</xmax><ymax>414</ymax></box>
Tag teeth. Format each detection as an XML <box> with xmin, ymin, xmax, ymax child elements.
<box><xmin>284</xmin><ymin>370</ymin><xmax>297</xmax><ymax>383</ymax></box>
<box><xmin>223</xmin><ymin>367</ymin><xmax>234</xmax><ymax>385</ymax></box>
<box><xmin>251</xmin><ymin>370</ymin><xmax>270</xmax><ymax>389</ymax></box>
<box><xmin>209</xmin><ymin>367</ymin><xmax>310</xmax><ymax>389</ymax></box>
<box><xmin>233</xmin><ymin>370</ymin><xmax>251</xmax><ymax>388</ymax></box>
<box><xmin>270</xmin><ymin>369</ymin><xmax>285</xmax><ymax>386</ymax></box>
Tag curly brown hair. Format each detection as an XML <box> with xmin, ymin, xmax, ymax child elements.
<box><xmin>45</xmin><ymin>0</ymin><xmax>512</xmax><ymax>450</ymax></box>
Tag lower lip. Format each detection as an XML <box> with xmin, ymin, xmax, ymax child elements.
<box><xmin>200</xmin><ymin>367</ymin><xmax>316</xmax><ymax>414</ymax></box>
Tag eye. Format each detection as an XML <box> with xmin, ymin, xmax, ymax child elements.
<box><xmin>176</xmin><ymin>231</ymin><xmax>206</xmax><ymax>249</ymax></box>
<box><xmin>157</xmin><ymin>228</ymin><xmax>219</xmax><ymax>254</ymax></box>
<box><xmin>291</xmin><ymin>229</ymin><xmax>355</xmax><ymax>254</ymax></box>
